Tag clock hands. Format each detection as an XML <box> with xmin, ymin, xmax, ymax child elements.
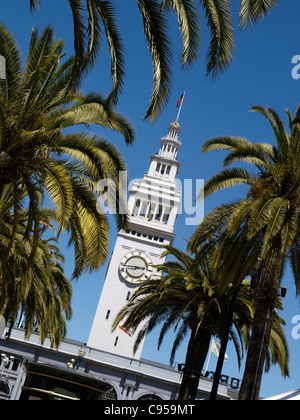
<box><xmin>120</xmin><ymin>264</ymin><xmax>146</xmax><ymax>270</ymax></box>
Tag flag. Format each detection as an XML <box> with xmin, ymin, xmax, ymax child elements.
<box><xmin>176</xmin><ymin>93</ymin><xmax>184</xmax><ymax>108</ymax></box>
<box><xmin>211</xmin><ymin>338</ymin><xmax>228</xmax><ymax>361</ymax></box>
<box><xmin>119</xmin><ymin>325</ymin><xmax>134</xmax><ymax>337</ymax></box>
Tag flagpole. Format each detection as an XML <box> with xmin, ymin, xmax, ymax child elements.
<box><xmin>176</xmin><ymin>90</ymin><xmax>186</xmax><ymax>120</ymax></box>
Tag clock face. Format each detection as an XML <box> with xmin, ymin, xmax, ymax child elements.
<box><xmin>119</xmin><ymin>251</ymin><xmax>153</xmax><ymax>284</ymax></box>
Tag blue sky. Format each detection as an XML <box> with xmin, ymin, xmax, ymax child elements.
<box><xmin>3</xmin><ymin>0</ymin><xmax>300</xmax><ymax>399</ymax></box>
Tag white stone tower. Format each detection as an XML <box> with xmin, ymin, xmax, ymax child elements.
<box><xmin>88</xmin><ymin>120</ymin><xmax>183</xmax><ymax>358</ymax></box>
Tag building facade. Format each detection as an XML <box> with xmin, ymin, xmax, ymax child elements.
<box><xmin>0</xmin><ymin>328</ymin><xmax>239</xmax><ymax>400</ymax></box>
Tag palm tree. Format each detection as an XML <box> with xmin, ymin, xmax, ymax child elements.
<box><xmin>2</xmin><ymin>236</ymin><xmax>73</xmax><ymax>349</ymax></box>
<box><xmin>0</xmin><ymin>25</ymin><xmax>135</xmax><ymax>278</ymax></box>
<box><xmin>28</xmin><ymin>0</ymin><xmax>279</xmax><ymax>122</ymax></box>
<box><xmin>113</xmin><ymin>245</ymin><xmax>288</xmax><ymax>400</ymax></box>
<box><xmin>244</xmin><ymin>275</ymin><xmax>289</xmax><ymax>381</ymax></box>
<box><xmin>191</xmin><ymin>105</ymin><xmax>300</xmax><ymax>399</ymax></box>
<box><xmin>0</xmin><ymin>185</ymin><xmax>72</xmax><ymax>348</ymax></box>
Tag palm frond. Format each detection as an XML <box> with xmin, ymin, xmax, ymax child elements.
<box><xmin>43</xmin><ymin>160</ymin><xmax>74</xmax><ymax>233</ymax></box>
<box><xmin>239</xmin><ymin>0</ymin><xmax>279</xmax><ymax>29</ymax></box>
<box><xmin>45</xmin><ymin>92</ymin><xmax>135</xmax><ymax>145</ymax></box>
<box><xmin>0</xmin><ymin>24</ymin><xmax>23</xmax><ymax>100</ymax></box>
<box><xmin>137</xmin><ymin>0</ymin><xmax>173</xmax><ymax>122</ymax></box>
<box><xmin>92</xmin><ymin>0</ymin><xmax>125</xmax><ymax>105</ymax></box>
<box><xmin>261</xmin><ymin>198</ymin><xmax>289</xmax><ymax>256</ymax></box>
<box><xmin>188</xmin><ymin>201</ymin><xmax>238</xmax><ymax>252</ymax></box>
<box><xmin>288</xmin><ymin>239</ymin><xmax>300</xmax><ymax>296</ymax></box>
<box><xmin>67</xmin><ymin>0</ymin><xmax>88</xmax><ymax>89</ymax></box>
<box><xmin>200</xmin><ymin>0</ymin><xmax>235</xmax><ymax>78</ymax></box>
<box><xmin>162</xmin><ymin>0</ymin><xmax>201</xmax><ymax>67</ymax></box>
<box><xmin>203</xmin><ymin>167</ymin><xmax>256</xmax><ymax>198</ymax></box>
<box><xmin>68</xmin><ymin>179</ymin><xmax>109</xmax><ymax>277</ymax></box>
<box><xmin>202</xmin><ymin>135</ymin><xmax>275</xmax><ymax>169</ymax></box>
<box><xmin>29</xmin><ymin>0</ymin><xmax>41</xmax><ymax>11</ymax></box>
<box><xmin>251</xmin><ymin>105</ymin><xmax>290</xmax><ymax>159</ymax></box>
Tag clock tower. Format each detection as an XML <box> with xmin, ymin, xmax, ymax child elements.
<box><xmin>87</xmin><ymin>120</ymin><xmax>183</xmax><ymax>359</ymax></box>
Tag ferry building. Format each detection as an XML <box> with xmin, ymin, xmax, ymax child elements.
<box><xmin>0</xmin><ymin>120</ymin><xmax>240</xmax><ymax>400</ymax></box>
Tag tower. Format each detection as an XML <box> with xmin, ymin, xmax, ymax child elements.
<box><xmin>87</xmin><ymin>120</ymin><xmax>183</xmax><ymax>358</ymax></box>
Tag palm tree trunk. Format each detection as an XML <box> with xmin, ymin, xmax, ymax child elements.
<box><xmin>239</xmin><ymin>240</ymin><xmax>284</xmax><ymax>400</ymax></box>
<box><xmin>177</xmin><ymin>328</ymin><xmax>211</xmax><ymax>400</ymax></box>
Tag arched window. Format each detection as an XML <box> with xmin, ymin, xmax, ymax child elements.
<box><xmin>138</xmin><ymin>394</ymin><xmax>163</xmax><ymax>401</ymax></box>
